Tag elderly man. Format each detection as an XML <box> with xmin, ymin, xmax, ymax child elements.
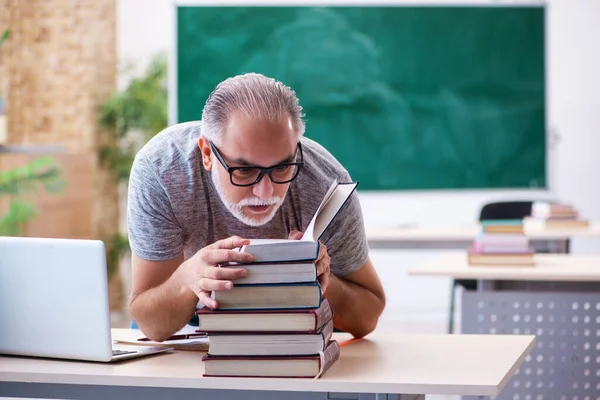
<box><xmin>127</xmin><ymin>73</ymin><xmax>385</xmax><ymax>342</ymax></box>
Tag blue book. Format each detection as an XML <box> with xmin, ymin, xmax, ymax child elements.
<box><xmin>480</xmin><ymin>219</ymin><xmax>524</xmax><ymax>226</ymax></box>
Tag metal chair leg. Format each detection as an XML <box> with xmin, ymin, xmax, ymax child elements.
<box><xmin>448</xmin><ymin>279</ymin><xmax>456</xmax><ymax>334</ymax></box>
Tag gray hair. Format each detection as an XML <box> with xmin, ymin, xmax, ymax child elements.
<box><xmin>200</xmin><ymin>73</ymin><xmax>305</xmax><ymax>146</ymax></box>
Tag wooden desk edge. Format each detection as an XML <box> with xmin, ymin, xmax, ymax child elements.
<box><xmin>495</xmin><ymin>335</ymin><xmax>537</xmax><ymax>395</ymax></box>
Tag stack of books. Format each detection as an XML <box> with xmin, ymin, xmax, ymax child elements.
<box><xmin>525</xmin><ymin>201</ymin><xmax>589</xmax><ymax>229</ymax></box>
<box><xmin>468</xmin><ymin>219</ymin><xmax>535</xmax><ymax>266</ymax></box>
<box><xmin>197</xmin><ymin>288</ymin><xmax>337</xmax><ymax>378</ymax></box>
<box><xmin>198</xmin><ymin>179</ymin><xmax>358</xmax><ymax>378</ymax></box>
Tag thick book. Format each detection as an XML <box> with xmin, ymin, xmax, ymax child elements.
<box><xmin>531</xmin><ymin>201</ymin><xmax>579</xmax><ymax>219</ymax></box>
<box><xmin>236</xmin><ymin>179</ymin><xmax>358</xmax><ymax>263</ymax></box>
<box><xmin>212</xmin><ymin>282</ymin><xmax>322</xmax><ymax>311</ymax></box>
<box><xmin>525</xmin><ymin>217</ymin><xmax>590</xmax><ymax>229</ymax></box>
<box><xmin>473</xmin><ymin>243</ymin><xmax>532</xmax><ymax>254</ymax></box>
<box><xmin>195</xmin><ymin>298</ymin><xmax>332</xmax><ymax>333</ymax></box>
<box><xmin>202</xmin><ymin>339</ymin><xmax>340</xmax><ymax>378</ymax></box>
<box><xmin>223</xmin><ymin>261</ymin><xmax>317</xmax><ymax>285</ymax></box>
<box><xmin>475</xmin><ymin>233</ymin><xmax>529</xmax><ymax>246</ymax></box>
<box><xmin>467</xmin><ymin>248</ymin><xmax>535</xmax><ymax>267</ymax></box>
<box><xmin>480</xmin><ymin>219</ymin><xmax>524</xmax><ymax>234</ymax></box>
<box><xmin>206</xmin><ymin>319</ymin><xmax>334</xmax><ymax>356</ymax></box>
<box><xmin>473</xmin><ymin>233</ymin><xmax>530</xmax><ymax>254</ymax></box>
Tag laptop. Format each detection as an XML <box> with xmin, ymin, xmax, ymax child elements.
<box><xmin>0</xmin><ymin>236</ymin><xmax>171</xmax><ymax>362</ymax></box>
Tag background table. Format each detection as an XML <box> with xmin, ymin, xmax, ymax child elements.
<box><xmin>408</xmin><ymin>253</ymin><xmax>600</xmax><ymax>400</ymax></box>
<box><xmin>366</xmin><ymin>222</ymin><xmax>600</xmax><ymax>252</ymax></box>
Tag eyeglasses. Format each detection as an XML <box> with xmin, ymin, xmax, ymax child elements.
<box><xmin>209</xmin><ymin>141</ymin><xmax>304</xmax><ymax>187</ymax></box>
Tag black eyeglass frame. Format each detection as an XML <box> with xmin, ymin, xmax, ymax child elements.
<box><xmin>208</xmin><ymin>141</ymin><xmax>304</xmax><ymax>187</ymax></box>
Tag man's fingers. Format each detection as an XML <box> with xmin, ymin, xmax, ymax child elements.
<box><xmin>204</xmin><ymin>265</ymin><xmax>247</xmax><ymax>280</ymax></box>
<box><xmin>316</xmin><ymin>257</ymin><xmax>330</xmax><ymax>276</ymax></box>
<box><xmin>211</xmin><ymin>236</ymin><xmax>251</xmax><ymax>250</ymax></box>
<box><xmin>318</xmin><ymin>272</ymin><xmax>330</xmax><ymax>294</ymax></box>
<box><xmin>288</xmin><ymin>230</ymin><xmax>303</xmax><ymax>240</ymax></box>
<box><xmin>315</xmin><ymin>243</ymin><xmax>331</xmax><ymax>276</ymax></box>
<box><xmin>197</xmin><ymin>290</ymin><xmax>218</xmax><ymax>309</ymax></box>
<box><xmin>202</xmin><ymin>248</ymin><xmax>254</xmax><ymax>265</ymax></box>
<box><xmin>316</xmin><ymin>242</ymin><xmax>327</xmax><ymax>261</ymax></box>
<box><xmin>198</xmin><ymin>277</ymin><xmax>233</xmax><ymax>292</ymax></box>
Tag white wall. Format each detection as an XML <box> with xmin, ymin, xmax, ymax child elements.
<box><xmin>117</xmin><ymin>0</ymin><xmax>600</xmax><ymax>331</ymax></box>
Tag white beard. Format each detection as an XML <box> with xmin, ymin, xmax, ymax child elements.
<box><xmin>211</xmin><ymin>159</ymin><xmax>285</xmax><ymax>227</ymax></box>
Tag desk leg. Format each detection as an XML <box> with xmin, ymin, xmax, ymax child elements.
<box><xmin>375</xmin><ymin>395</ymin><xmax>424</xmax><ymax>400</ymax></box>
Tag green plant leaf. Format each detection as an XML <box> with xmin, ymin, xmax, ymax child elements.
<box><xmin>0</xmin><ymin>157</ymin><xmax>64</xmax><ymax>236</ymax></box>
<box><xmin>0</xmin><ymin>199</ymin><xmax>37</xmax><ymax>236</ymax></box>
<box><xmin>97</xmin><ymin>52</ymin><xmax>168</xmax><ymax>181</ymax></box>
<box><xmin>0</xmin><ymin>29</ymin><xmax>9</xmax><ymax>47</ymax></box>
<box><xmin>105</xmin><ymin>233</ymin><xmax>131</xmax><ymax>278</ymax></box>
<box><xmin>0</xmin><ymin>156</ymin><xmax>64</xmax><ymax>196</ymax></box>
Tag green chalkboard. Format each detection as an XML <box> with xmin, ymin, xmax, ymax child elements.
<box><xmin>177</xmin><ymin>6</ymin><xmax>546</xmax><ymax>190</ymax></box>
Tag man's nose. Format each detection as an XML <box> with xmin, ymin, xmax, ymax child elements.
<box><xmin>252</xmin><ymin>174</ymin><xmax>274</xmax><ymax>200</ymax></box>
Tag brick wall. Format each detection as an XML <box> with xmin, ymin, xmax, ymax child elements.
<box><xmin>0</xmin><ymin>0</ymin><xmax>123</xmax><ymax>310</ymax></box>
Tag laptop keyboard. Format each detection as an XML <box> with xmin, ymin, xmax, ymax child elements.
<box><xmin>112</xmin><ymin>349</ymin><xmax>137</xmax><ymax>356</ymax></box>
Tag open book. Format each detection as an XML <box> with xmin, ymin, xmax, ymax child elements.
<box><xmin>237</xmin><ymin>179</ymin><xmax>359</xmax><ymax>263</ymax></box>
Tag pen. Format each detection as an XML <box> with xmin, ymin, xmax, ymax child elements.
<box><xmin>138</xmin><ymin>333</ymin><xmax>208</xmax><ymax>342</ymax></box>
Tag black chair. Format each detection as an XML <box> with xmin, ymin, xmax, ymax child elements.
<box><xmin>447</xmin><ymin>201</ymin><xmax>534</xmax><ymax>334</ymax></box>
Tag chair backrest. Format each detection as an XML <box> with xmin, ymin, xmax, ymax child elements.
<box><xmin>478</xmin><ymin>201</ymin><xmax>534</xmax><ymax>221</ymax></box>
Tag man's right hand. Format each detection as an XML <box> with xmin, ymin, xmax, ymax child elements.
<box><xmin>182</xmin><ymin>235</ymin><xmax>254</xmax><ymax>309</ymax></box>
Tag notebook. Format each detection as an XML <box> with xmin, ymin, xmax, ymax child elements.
<box><xmin>0</xmin><ymin>236</ymin><xmax>171</xmax><ymax>362</ymax></box>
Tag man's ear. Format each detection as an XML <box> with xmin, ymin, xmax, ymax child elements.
<box><xmin>198</xmin><ymin>137</ymin><xmax>213</xmax><ymax>171</ymax></box>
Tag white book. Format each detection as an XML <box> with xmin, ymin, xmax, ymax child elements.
<box><xmin>230</xmin><ymin>262</ymin><xmax>317</xmax><ymax>285</ymax></box>
<box><xmin>237</xmin><ymin>179</ymin><xmax>358</xmax><ymax>263</ymax></box>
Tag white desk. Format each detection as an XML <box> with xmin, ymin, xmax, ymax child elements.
<box><xmin>408</xmin><ymin>253</ymin><xmax>600</xmax><ymax>400</ymax></box>
<box><xmin>408</xmin><ymin>253</ymin><xmax>600</xmax><ymax>282</ymax></box>
<box><xmin>366</xmin><ymin>221</ymin><xmax>600</xmax><ymax>251</ymax></box>
<box><xmin>0</xmin><ymin>329</ymin><xmax>535</xmax><ymax>400</ymax></box>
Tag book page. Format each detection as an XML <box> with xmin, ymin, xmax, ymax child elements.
<box><xmin>301</xmin><ymin>179</ymin><xmax>339</xmax><ymax>242</ymax></box>
<box><xmin>304</xmin><ymin>182</ymin><xmax>358</xmax><ymax>242</ymax></box>
<box><xmin>246</xmin><ymin>238</ymin><xmax>293</xmax><ymax>245</ymax></box>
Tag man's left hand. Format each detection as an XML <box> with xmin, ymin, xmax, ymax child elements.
<box><xmin>287</xmin><ymin>230</ymin><xmax>331</xmax><ymax>294</ymax></box>
<box><xmin>315</xmin><ymin>242</ymin><xmax>331</xmax><ymax>294</ymax></box>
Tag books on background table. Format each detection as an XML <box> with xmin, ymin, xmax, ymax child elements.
<box><xmin>198</xmin><ymin>179</ymin><xmax>354</xmax><ymax>378</ymax></box>
<box><xmin>525</xmin><ymin>201</ymin><xmax>590</xmax><ymax>229</ymax></box>
<box><xmin>468</xmin><ymin>219</ymin><xmax>535</xmax><ymax>267</ymax></box>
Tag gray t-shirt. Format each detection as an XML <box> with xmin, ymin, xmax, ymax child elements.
<box><xmin>127</xmin><ymin>121</ymin><xmax>369</xmax><ymax>277</ymax></box>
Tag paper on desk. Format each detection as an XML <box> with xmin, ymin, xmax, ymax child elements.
<box><xmin>114</xmin><ymin>325</ymin><xmax>209</xmax><ymax>351</ymax></box>
<box><xmin>172</xmin><ymin>324</ymin><xmax>201</xmax><ymax>335</ymax></box>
